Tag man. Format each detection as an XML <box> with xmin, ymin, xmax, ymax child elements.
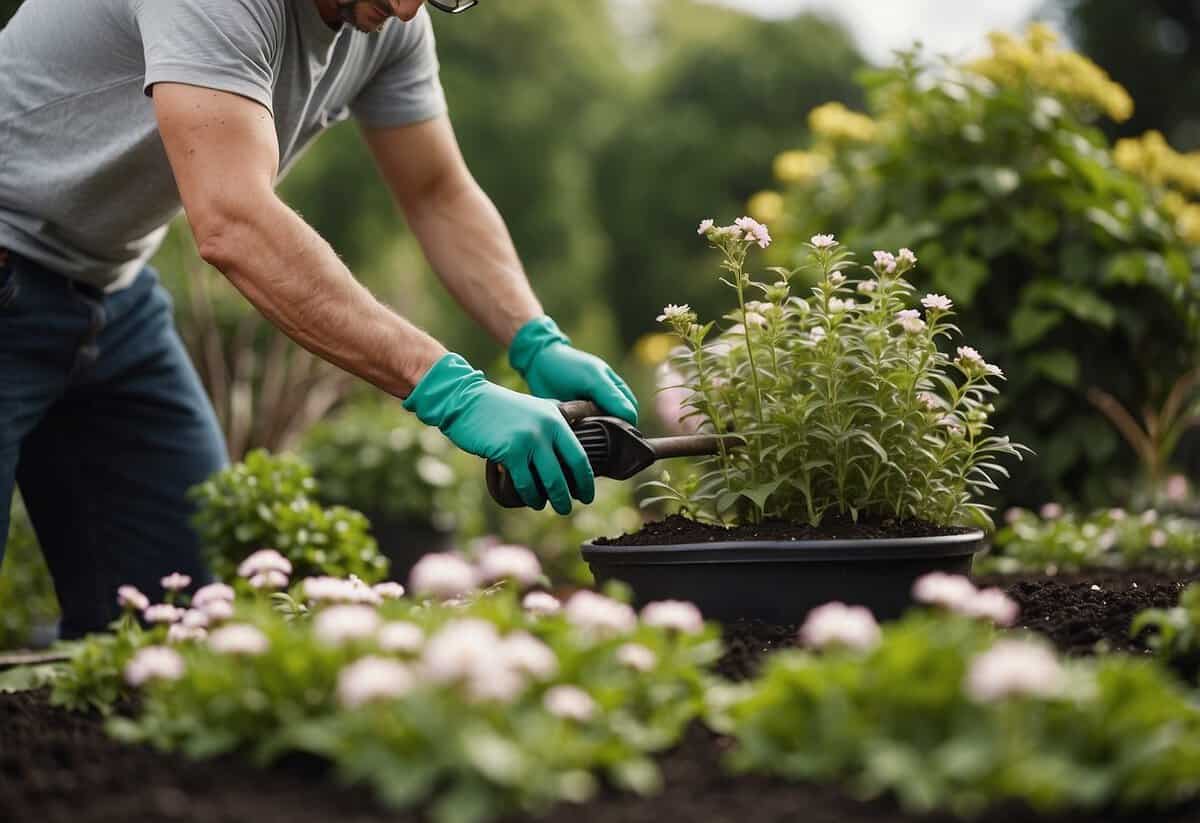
<box><xmin>0</xmin><ymin>0</ymin><xmax>638</xmax><ymax>636</ymax></box>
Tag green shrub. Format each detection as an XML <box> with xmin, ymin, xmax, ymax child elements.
<box><xmin>979</xmin><ymin>505</ymin><xmax>1200</xmax><ymax>574</ymax></box>
<box><xmin>714</xmin><ymin>608</ymin><xmax>1200</xmax><ymax>817</ymax></box>
<box><xmin>0</xmin><ymin>497</ymin><xmax>59</xmax><ymax>650</ymax></box>
<box><xmin>760</xmin><ymin>25</ymin><xmax>1200</xmax><ymax>507</ymax></box>
<box><xmin>302</xmin><ymin>402</ymin><xmax>462</xmax><ymax>530</ymax></box>
<box><xmin>188</xmin><ymin>449</ymin><xmax>388</xmax><ymax>583</ymax></box>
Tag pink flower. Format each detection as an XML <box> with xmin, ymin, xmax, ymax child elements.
<box><xmin>144</xmin><ymin>604</ymin><xmax>184</xmax><ymax>624</ymax></box>
<box><xmin>640</xmin><ymin>600</ymin><xmax>704</xmax><ymax>634</ymax></box>
<box><xmin>1150</xmin><ymin>530</ymin><xmax>1168</xmax><ymax>548</ymax></box>
<box><xmin>477</xmin><ymin>545</ymin><xmax>542</xmax><ymax>587</ymax></box>
<box><xmin>180</xmin><ymin>609</ymin><xmax>210</xmax><ymax>629</ymax></box>
<box><xmin>409</xmin><ymin>553</ymin><xmax>479</xmax><ymax>600</ymax></box>
<box><xmin>543</xmin><ymin>685</ymin><xmax>597</xmax><ymax>722</ymax></box>
<box><xmin>303</xmin><ymin>576</ymin><xmax>382</xmax><ymax>605</ymax></box>
<box><xmin>337</xmin><ymin>657</ymin><xmax>415</xmax><ymax>708</ymax></box>
<box><xmin>857</xmin><ymin>279</ymin><xmax>877</xmax><ymax>294</ymax></box>
<box><xmin>237</xmin><ymin>549</ymin><xmax>292</xmax><ymax>579</ymax></box>
<box><xmin>921</xmin><ymin>293</ymin><xmax>952</xmax><ymax>311</ymax></box>
<box><xmin>522</xmin><ymin>591</ymin><xmax>562</xmax><ymax>616</ymax></box>
<box><xmin>1003</xmin><ymin>507</ymin><xmax>1026</xmax><ymax>525</ymax></box>
<box><xmin>565</xmin><ymin>591</ymin><xmax>637</xmax><ymax>636</ymax></box>
<box><xmin>167</xmin><ymin>624</ymin><xmax>207</xmax><ymax>644</ymax></box>
<box><xmin>248</xmin><ymin>570</ymin><xmax>289</xmax><ymax>591</ymax></box>
<box><xmin>117</xmin><ymin>585</ymin><xmax>150</xmax><ymax>612</ymax></box>
<box><xmin>827</xmin><ymin>271</ymin><xmax>846</xmax><ymax>287</ymax></box>
<box><xmin>501</xmin><ymin>632</ymin><xmax>558</xmax><ymax>680</ymax></box>
<box><xmin>208</xmin><ymin>623</ymin><xmax>270</xmax><ymax>656</ymax></box>
<box><xmin>160</xmin><ymin>573</ymin><xmax>191</xmax><ymax>592</ymax></box>
<box><xmin>616</xmin><ymin>643</ymin><xmax>657</xmax><ymax>672</ymax></box>
<box><xmin>873</xmin><ymin>250</ymin><xmax>897</xmax><ymax>272</ymax></box>
<box><xmin>313</xmin><ymin>605</ymin><xmax>381</xmax><ymax>647</ymax></box>
<box><xmin>917</xmin><ymin>392</ymin><xmax>941</xmax><ymax>411</ymax></box>
<box><xmin>1166</xmin><ymin>474</ymin><xmax>1190</xmax><ymax>502</ymax></box>
<box><xmin>734</xmin><ymin>216</ymin><xmax>772</xmax><ymax>248</ymax></box>
<box><xmin>912</xmin><ymin>572</ymin><xmax>977</xmax><ymax>610</ymax></box>
<box><xmin>1039</xmin><ymin>502</ymin><xmax>1064</xmax><ymax>520</ymax></box>
<box><xmin>810</xmin><ymin>233</ymin><xmax>837</xmax><ymax>248</ymax></box>
<box><xmin>421</xmin><ymin>619</ymin><xmax>501</xmax><ymax>683</ymax></box>
<box><xmin>697</xmin><ymin>218</ymin><xmax>715</xmax><ymax>236</ymax></box>
<box><xmin>372</xmin><ymin>582</ymin><xmax>406</xmax><ymax>600</ymax></box>
<box><xmin>898</xmin><ymin>248</ymin><xmax>918</xmax><ymax>266</ymax></box>
<box><xmin>955</xmin><ymin>346</ymin><xmax>985</xmax><ymax>367</ymax></box>
<box><xmin>192</xmin><ymin>583</ymin><xmax>235</xmax><ymax>608</ymax></box>
<box><xmin>124</xmin><ymin>646</ymin><xmax>185</xmax><ymax>686</ymax></box>
<box><xmin>798</xmin><ymin>602</ymin><xmax>881</xmax><ymax>651</ymax></box>
<box><xmin>960</xmin><ymin>588</ymin><xmax>1020</xmax><ymax>627</ymax></box>
<box><xmin>378</xmin><ymin>621</ymin><xmax>425</xmax><ymax>654</ymax></box>
<box><xmin>964</xmin><ymin>641</ymin><xmax>1066</xmax><ymax>703</ymax></box>
<box><xmin>198</xmin><ymin>599</ymin><xmax>235</xmax><ymax>623</ymax></box>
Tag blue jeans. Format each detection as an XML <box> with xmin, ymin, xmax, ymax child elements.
<box><xmin>0</xmin><ymin>250</ymin><xmax>228</xmax><ymax>638</ymax></box>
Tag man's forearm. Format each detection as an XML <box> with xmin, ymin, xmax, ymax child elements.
<box><xmin>403</xmin><ymin>175</ymin><xmax>544</xmax><ymax>346</ymax></box>
<box><xmin>197</xmin><ymin>194</ymin><xmax>446</xmax><ymax>398</ymax></box>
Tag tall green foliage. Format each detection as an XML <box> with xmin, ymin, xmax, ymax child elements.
<box><xmin>764</xmin><ymin>26</ymin><xmax>1200</xmax><ymax>507</ymax></box>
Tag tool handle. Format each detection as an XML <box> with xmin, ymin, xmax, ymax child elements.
<box><xmin>485</xmin><ymin>400</ymin><xmax>603</xmax><ymax>508</ymax></box>
<box><xmin>648</xmin><ymin>433</ymin><xmax>746</xmax><ymax>459</ymax></box>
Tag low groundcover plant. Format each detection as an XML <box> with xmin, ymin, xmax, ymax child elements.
<box><xmin>709</xmin><ymin>577</ymin><xmax>1200</xmax><ymax>817</ymax></box>
<box><xmin>60</xmin><ymin>548</ymin><xmax>721</xmax><ymax>823</ymax></box>
<box><xmin>647</xmin><ymin>220</ymin><xmax>1025</xmax><ymax>527</ymax></box>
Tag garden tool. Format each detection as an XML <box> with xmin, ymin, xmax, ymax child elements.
<box><xmin>486</xmin><ymin>400</ymin><xmax>743</xmax><ymax>508</ymax></box>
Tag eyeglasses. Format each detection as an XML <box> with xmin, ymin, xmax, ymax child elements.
<box><xmin>428</xmin><ymin>0</ymin><xmax>477</xmax><ymax>12</ymax></box>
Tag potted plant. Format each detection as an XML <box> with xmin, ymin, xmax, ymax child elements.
<box><xmin>583</xmin><ymin>220</ymin><xmax>1026</xmax><ymax>621</ymax></box>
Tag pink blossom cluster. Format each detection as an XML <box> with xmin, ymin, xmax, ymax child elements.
<box><xmin>238</xmin><ymin>548</ymin><xmax>292</xmax><ymax>591</ymax></box>
<box><xmin>964</xmin><ymin>640</ymin><xmax>1066</xmax><ymax>703</ymax></box>
<box><xmin>798</xmin><ymin>602</ymin><xmax>882</xmax><ymax>652</ymax></box>
<box><xmin>911</xmin><ymin>573</ymin><xmax>1019</xmax><ymax>626</ymax></box>
<box><xmin>697</xmin><ymin>216</ymin><xmax>772</xmax><ymax>248</ymax></box>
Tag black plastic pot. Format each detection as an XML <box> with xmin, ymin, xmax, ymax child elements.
<box><xmin>581</xmin><ymin>530</ymin><xmax>985</xmax><ymax>624</ymax></box>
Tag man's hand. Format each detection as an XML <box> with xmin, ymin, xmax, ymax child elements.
<box><xmin>404</xmin><ymin>353</ymin><xmax>594</xmax><ymax>514</ymax></box>
<box><xmin>509</xmin><ymin>316</ymin><xmax>639</xmax><ymax>425</ymax></box>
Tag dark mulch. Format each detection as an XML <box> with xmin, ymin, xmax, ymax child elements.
<box><xmin>4</xmin><ymin>567</ymin><xmax>1200</xmax><ymax>823</ymax></box>
<box><xmin>596</xmin><ymin>514</ymin><xmax>973</xmax><ymax>546</ymax></box>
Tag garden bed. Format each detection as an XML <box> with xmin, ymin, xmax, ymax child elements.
<box><xmin>4</xmin><ymin>568</ymin><xmax>1200</xmax><ymax>823</ymax></box>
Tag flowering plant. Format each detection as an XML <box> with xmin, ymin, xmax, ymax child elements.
<box><xmin>188</xmin><ymin>449</ymin><xmax>388</xmax><ymax>583</ymax></box>
<box><xmin>711</xmin><ymin>587</ymin><xmax>1200</xmax><ymax>817</ymax></box>
<box><xmin>759</xmin><ymin>24</ymin><xmax>1200</xmax><ymax>509</ymax></box>
<box><xmin>979</xmin><ymin>505</ymin><xmax>1200</xmax><ymax>574</ymax></box>
<box><xmin>84</xmin><ymin>551</ymin><xmax>719</xmax><ymax>823</ymax></box>
<box><xmin>648</xmin><ymin>222</ymin><xmax>1024</xmax><ymax>527</ymax></box>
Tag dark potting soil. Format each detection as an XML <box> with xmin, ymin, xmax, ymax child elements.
<box><xmin>4</xmin><ymin>568</ymin><xmax>1200</xmax><ymax>823</ymax></box>
<box><xmin>596</xmin><ymin>513</ymin><xmax>973</xmax><ymax>546</ymax></box>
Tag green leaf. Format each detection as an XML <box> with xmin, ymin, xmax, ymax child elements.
<box><xmin>931</xmin><ymin>255</ymin><xmax>989</xmax><ymax>306</ymax></box>
<box><xmin>1009</xmin><ymin>306</ymin><xmax>1063</xmax><ymax>348</ymax></box>
<box><xmin>1026</xmin><ymin>350</ymin><xmax>1080</xmax><ymax>387</ymax></box>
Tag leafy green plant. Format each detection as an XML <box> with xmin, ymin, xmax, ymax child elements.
<box><xmin>713</xmin><ymin>607</ymin><xmax>1200</xmax><ymax>817</ymax></box>
<box><xmin>979</xmin><ymin>505</ymin><xmax>1200</xmax><ymax>574</ymax></box>
<box><xmin>188</xmin><ymin>449</ymin><xmax>388</xmax><ymax>583</ymax></box>
<box><xmin>51</xmin><ymin>614</ymin><xmax>156</xmax><ymax>715</ymax></box>
<box><xmin>647</xmin><ymin>224</ymin><xmax>1024</xmax><ymax>527</ymax></box>
<box><xmin>98</xmin><ymin>561</ymin><xmax>719</xmax><ymax>823</ymax></box>
<box><xmin>0</xmin><ymin>496</ymin><xmax>59</xmax><ymax>649</ymax></box>
<box><xmin>301</xmin><ymin>402</ymin><xmax>462</xmax><ymax>530</ymax></box>
<box><xmin>1133</xmin><ymin>582</ymin><xmax>1200</xmax><ymax>666</ymax></box>
<box><xmin>761</xmin><ymin>25</ymin><xmax>1200</xmax><ymax>508</ymax></box>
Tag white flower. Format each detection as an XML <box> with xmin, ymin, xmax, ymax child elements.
<box><xmin>117</xmin><ymin>585</ymin><xmax>149</xmax><ymax>612</ymax></box>
<box><xmin>544</xmin><ymin>685</ymin><xmax>597</xmax><ymax>722</ymax></box>
<box><xmin>378</xmin><ymin>621</ymin><xmax>425</xmax><ymax>654</ymax></box>
<box><xmin>899</xmin><ymin>315</ymin><xmax>926</xmax><ymax>334</ymax></box>
<box><xmin>640</xmin><ymin>600</ymin><xmax>704</xmax><ymax>634</ymax></box>
<box><xmin>208</xmin><ymin>623</ymin><xmax>270</xmax><ymax>656</ymax></box>
<box><xmin>409</xmin><ymin>553</ymin><xmax>479</xmax><ymax>600</ymax></box>
<box><xmin>912</xmin><ymin>572</ymin><xmax>977</xmax><ymax>610</ymax></box>
<box><xmin>192</xmin><ymin>583</ymin><xmax>235</xmax><ymax>608</ymax></box>
<box><xmin>798</xmin><ymin>602</ymin><xmax>881</xmax><ymax>651</ymax></box>
<box><xmin>1141</xmin><ymin>509</ymin><xmax>1159</xmax><ymax>525</ymax></box>
<box><xmin>415</xmin><ymin>456</ymin><xmax>454</xmax><ymax>487</ymax></box>
<box><xmin>199</xmin><ymin>599</ymin><xmax>235</xmax><ymax>623</ymax></box>
<box><xmin>1109</xmin><ymin>508</ymin><xmax>1127</xmax><ymax>521</ymax></box>
<box><xmin>897</xmin><ymin>309</ymin><xmax>920</xmax><ymax>321</ymax></box>
<box><xmin>1151</xmin><ymin>530</ymin><xmax>1168</xmax><ymax>548</ymax></box>
<box><xmin>955</xmin><ymin>346</ymin><xmax>985</xmax><ymax>367</ymax></box>
<box><xmin>501</xmin><ymin>632</ymin><xmax>558</xmax><ymax>680</ymax></box>
<box><xmin>248</xmin><ymin>570</ymin><xmax>289</xmax><ymax>591</ymax></box>
<box><xmin>921</xmin><ymin>293</ymin><xmax>952</xmax><ymax>311</ymax></box>
<box><xmin>522</xmin><ymin>591</ymin><xmax>562</xmax><ymax>616</ymax></box>
<box><xmin>734</xmin><ymin>216</ymin><xmax>772</xmax><ymax>248</ymax></box>
<box><xmin>372</xmin><ymin>582</ymin><xmax>406</xmax><ymax>600</ymax></box>
<box><xmin>898</xmin><ymin>247</ymin><xmax>918</xmax><ymax>265</ymax></box>
<box><xmin>917</xmin><ymin>392</ymin><xmax>941</xmax><ymax>411</ymax></box>
<box><xmin>237</xmin><ymin>549</ymin><xmax>292</xmax><ymax>579</ymax></box>
<box><xmin>124</xmin><ymin>646</ymin><xmax>185</xmax><ymax>686</ymax></box>
<box><xmin>656</xmin><ymin>303</ymin><xmax>693</xmax><ymax>323</ymax></box>
<box><xmin>616</xmin><ymin>643</ymin><xmax>657</xmax><ymax>672</ymax></box>
<box><xmin>144</xmin><ymin>604</ymin><xmax>184</xmax><ymax>624</ymax></box>
<box><xmin>421</xmin><ymin>619</ymin><xmax>501</xmax><ymax>683</ymax></box>
<box><xmin>960</xmin><ymin>588</ymin><xmax>1020</xmax><ymax>627</ymax></box>
<box><xmin>565</xmin><ymin>591</ymin><xmax>637</xmax><ymax>636</ymax></box>
<box><xmin>984</xmin><ymin>363</ymin><xmax>1005</xmax><ymax>379</ymax></box>
<box><xmin>477</xmin><ymin>545</ymin><xmax>542</xmax><ymax>587</ymax></box>
<box><xmin>1039</xmin><ymin>502</ymin><xmax>1064</xmax><ymax>520</ymax></box>
<box><xmin>313</xmin><ymin>605</ymin><xmax>381</xmax><ymax>647</ymax></box>
<box><xmin>964</xmin><ymin>641</ymin><xmax>1066</xmax><ymax>703</ymax></box>
<box><xmin>337</xmin><ymin>657</ymin><xmax>415</xmax><ymax>708</ymax></box>
<box><xmin>857</xmin><ymin>279</ymin><xmax>877</xmax><ymax>294</ymax></box>
<box><xmin>1003</xmin><ymin>507</ymin><xmax>1027</xmax><ymax>525</ymax></box>
<box><xmin>810</xmin><ymin>233</ymin><xmax>837</xmax><ymax>248</ymax></box>
<box><xmin>827</xmin><ymin>271</ymin><xmax>846</xmax><ymax>287</ymax></box>
<box><xmin>697</xmin><ymin>218</ymin><xmax>715</xmax><ymax>236</ymax></box>
<box><xmin>167</xmin><ymin>624</ymin><xmax>207</xmax><ymax>644</ymax></box>
<box><xmin>160</xmin><ymin>573</ymin><xmax>192</xmax><ymax>592</ymax></box>
<box><xmin>466</xmin><ymin>665</ymin><xmax>527</xmax><ymax>704</ymax></box>
<box><xmin>180</xmin><ymin>609</ymin><xmax>210</xmax><ymax>629</ymax></box>
<box><xmin>873</xmin><ymin>250</ymin><xmax>897</xmax><ymax>272</ymax></box>
<box><xmin>826</xmin><ymin>297</ymin><xmax>849</xmax><ymax>314</ymax></box>
<box><xmin>809</xmin><ymin>326</ymin><xmax>827</xmax><ymax>343</ymax></box>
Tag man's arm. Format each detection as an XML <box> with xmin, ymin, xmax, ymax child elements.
<box><xmin>153</xmin><ymin>82</ymin><xmax>446</xmax><ymax>397</ymax></box>
<box><xmin>362</xmin><ymin>116</ymin><xmax>543</xmax><ymax>347</ymax></box>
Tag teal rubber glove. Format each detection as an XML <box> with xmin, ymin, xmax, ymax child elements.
<box><xmin>404</xmin><ymin>352</ymin><xmax>595</xmax><ymax>514</ymax></box>
<box><xmin>509</xmin><ymin>316</ymin><xmax>639</xmax><ymax>425</ymax></box>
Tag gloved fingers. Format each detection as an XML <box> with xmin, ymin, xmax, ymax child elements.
<box><xmin>554</xmin><ymin>424</ymin><xmax>596</xmax><ymax>505</ymax></box>
<box><xmin>507</xmin><ymin>460</ymin><xmax>547</xmax><ymax>511</ymax></box>
<box><xmin>532</xmin><ymin>447</ymin><xmax>574</xmax><ymax>515</ymax></box>
<box><xmin>606</xmin><ymin>366</ymin><xmax>640</xmax><ymax>416</ymax></box>
<box><xmin>592</xmin><ymin>367</ymin><xmax>638</xmax><ymax>425</ymax></box>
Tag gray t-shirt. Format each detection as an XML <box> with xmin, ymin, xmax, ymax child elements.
<box><xmin>0</xmin><ymin>0</ymin><xmax>447</xmax><ymax>290</ymax></box>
